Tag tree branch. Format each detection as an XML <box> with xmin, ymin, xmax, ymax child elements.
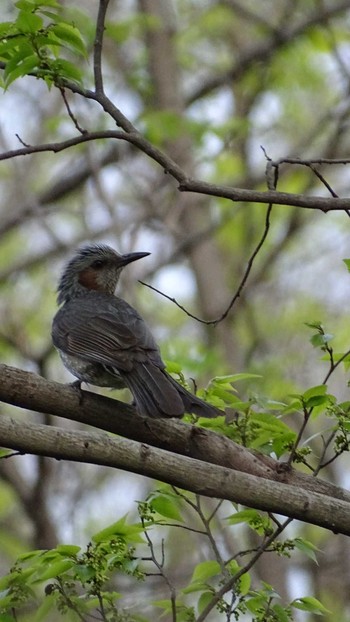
<box><xmin>0</xmin><ymin>132</ymin><xmax>350</xmax><ymax>211</ymax></box>
<box><xmin>93</xmin><ymin>0</ymin><xmax>109</xmax><ymax>94</ymax></box>
<box><xmin>1</xmin><ymin>412</ymin><xmax>350</xmax><ymax>536</ymax></box>
<box><xmin>1</xmin><ymin>364</ymin><xmax>350</xmax><ymax>504</ymax></box>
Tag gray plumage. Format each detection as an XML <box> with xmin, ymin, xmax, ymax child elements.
<box><xmin>52</xmin><ymin>244</ymin><xmax>222</xmax><ymax>419</ymax></box>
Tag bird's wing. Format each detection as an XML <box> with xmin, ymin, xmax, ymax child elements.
<box><xmin>52</xmin><ymin>296</ymin><xmax>163</xmax><ymax>372</ymax></box>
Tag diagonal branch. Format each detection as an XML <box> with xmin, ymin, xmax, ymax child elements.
<box><xmin>0</xmin><ymin>131</ymin><xmax>350</xmax><ymax>211</ymax></box>
<box><xmin>1</xmin><ymin>364</ymin><xmax>350</xmax><ymax>504</ymax></box>
<box><xmin>139</xmin><ymin>203</ymin><xmax>273</xmax><ymax>325</ymax></box>
<box><xmin>1</xmin><ymin>412</ymin><xmax>350</xmax><ymax>536</ymax></box>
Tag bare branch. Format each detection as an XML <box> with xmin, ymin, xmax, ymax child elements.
<box><xmin>59</xmin><ymin>87</ymin><xmax>87</xmax><ymax>135</ymax></box>
<box><xmin>93</xmin><ymin>0</ymin><xmax>110</xmax><ymax>94</ymax></box>
<box><xmin>139</xmin><ymin>202</ymin><xmax>272</xmax><ymax>325</ymax></box>
<box><xmin>1</xmin><ymin>131</ymin><xmax>350</xmax><ymax>211</ymax></box>
<box><xmin>1</xmin><ymin>414</ymin><xmax>350</xmax><ymax>536</ymax></box>
<box><xmin>1</xmin><ymin>364</ymin><xmax>350</xmax><ymax>504</ymax></box>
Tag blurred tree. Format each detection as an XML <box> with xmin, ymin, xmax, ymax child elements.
<box><xmin>1</xmin><ymin>0</ymin><xmax>350</xmax><ymax>620</ymax></box>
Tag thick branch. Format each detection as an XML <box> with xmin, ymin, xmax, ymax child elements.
<box><xmin>0</xmin><ymin>414</ymin><xmax>350</xmax><ymax>536</ymax></box>
<box><xmin>1</xmin><ymin>365</ymin><xmax>350</xmax><ymax>505</ymax></box>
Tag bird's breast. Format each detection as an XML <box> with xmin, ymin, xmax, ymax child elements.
<box><xmin>58</xmin><ymin>350</ymin><xmax>126</xmax><ymax>389</ymax></box>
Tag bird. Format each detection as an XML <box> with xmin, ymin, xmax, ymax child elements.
<box><xmin>52</xmin><ymin>244</ymin><xmax>222</xmax><ymax>419</ymax></box>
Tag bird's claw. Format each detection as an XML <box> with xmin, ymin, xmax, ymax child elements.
<box><xmin>69</xmin><ymin>380</ymin><xmax>85</xmax><ymax>405</ymax></box>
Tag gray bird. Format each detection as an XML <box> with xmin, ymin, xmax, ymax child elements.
<box><xmin>52</xmin><ymin>244</ymin><xmax>222</xmax><ymax>419</ymax></box>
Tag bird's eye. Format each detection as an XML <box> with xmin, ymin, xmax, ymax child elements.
<box><xmin>91</xmin><ymin>259</ymin><xmax>105</xmax><ymax>269</ymax></box>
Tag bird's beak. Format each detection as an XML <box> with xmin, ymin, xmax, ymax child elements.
<box><xmin>119</xmin><ymin>251</ymin><xmax>151</xmax><ymax>266</ymax></box>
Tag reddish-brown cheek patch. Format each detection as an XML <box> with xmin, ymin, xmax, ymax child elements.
<box><xmin>78</xmin><ymin>267</ymin><xmax>103</xmax><ymax>291</ymax></box>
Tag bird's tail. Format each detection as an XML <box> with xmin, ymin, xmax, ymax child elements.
<box><xmin>165</xmin><ymin>371</ymin><xmax>222</xmax><ymax>419</ymax></box>
<box><xmin>120</xmin><ymin>364</ymin><xmax>222</xmax><ymax>419</ymax></box>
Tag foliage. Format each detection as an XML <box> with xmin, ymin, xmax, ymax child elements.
<box><xmin>0</xmin><ymin>1</ymin><xmax>87</xmax><ymax>89</ymax></box>
<box><xmin>0</xmin><ymin>494</ymin><xmax>328</xmax><ymax>621</ymax></box>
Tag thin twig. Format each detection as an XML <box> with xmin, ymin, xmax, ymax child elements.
<box><xmin>195</xmin><ymin>517</ymin><xmax>293</xmax><ymax>622</ymax></box>
<box><xmin>308</xmin><ymin>164</ymin><xmax>339</xmax><ymax>198</ymax></box>
<box><xmin>140</xmin><ymin>203</ymin><xmax>273</xmax><ymax>325</ymax></box>
<box><xmin>141</xmin><ymin>517</ymin><xmax>177</xmax><ymax>622</ymax></box>
<box><xmin>94</xmin><ymin>0</ymin><xmax>110</xmax><ymax>94</ymax></box>
<box><xmin>286</xmin><ymin>404</ymin><xmax>312</xmax><ymax>469</ymax></box>
<box><xmin>59</xmin><ymin>88</ymin><xmax>87</xmax><ymax>135</ymax></box>
<box><xmin>322</xmin><ymin>347</ymin><xmax>350</xmax><ymax>384</ymax></box>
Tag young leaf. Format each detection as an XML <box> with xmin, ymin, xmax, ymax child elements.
<box><xmin>272</xmin><ymin>603</ymin><xmax>291</xmax><ymax>622</ymax></box>
<box><xmin>198</xmin><ymin>591</ymin><xmax>214</xmax><ymax>613</ymax></box>
<box><xmin>150</xmin><ymin>495</ymin><xmax>183</xmax><ymax>522</ymax></box>
<box><xmin>343</xmin><ymin>258</ymin><xmax>350</xmax><ymax>272</ymax></box>
<box><xmin>16</xmin><ymin>10</ymin><xmax>43</xmax><ymax>33</ymax></box>
<box><xmin>190</xmin><ymin>560</ymin><xmax>221</xmax><ymax>583</ymax></box>
<box><xmin>92</xmin><ymin>516</ymin><xmax>144</xmax><ymax>544</ymax></box>
<box><xmin>31</xmin><ymin>559</ymin><xmax>75</xmax><ymax>583</ymax></box>
<box><xmin>294</xmin><ymin>538</ymin><xmax>319</xmax><ymax>564</ymax></box>
<box><xmin>226</xmin><ymin>509</ymin><xmax>262</xmax><ymax>526</ymax></box>
<box><xmin>292</xmin><ymin>596</ymin><xmax>330</xmax><ymax>614</ymax></box>
<box><xmin>50</xmin><ymin>23</ymin><xmax>87</xmax><ymax>57</ymax></box>
<box><xmin>55</xmin><ymin>544</ymin><xmax>81</xmax><ymax>556</ymax></box>
<box><xmin>238</xmin><ymin>572</ymin><xmax>251</xmax><ymax>595</ymax></box>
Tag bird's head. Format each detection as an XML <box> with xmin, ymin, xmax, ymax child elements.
<box><xmin>57</xmin><ymin>244</ymin><xmax>150</xmax><ymax>304</ymax></box>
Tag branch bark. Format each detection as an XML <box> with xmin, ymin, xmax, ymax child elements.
<box><xmin>1</xmin><ymin>364</ymin><xmax>350</xmax><ymax>530</ymax></box>
<box><xmin>1</xmin><ymin>409</ymin><xmax>350</xmax><ymax>536</ymax></box>
<box><xmin>0</xmin><ymin>131</ymin><xmax>349</xmax><ymax>212</ymax></box>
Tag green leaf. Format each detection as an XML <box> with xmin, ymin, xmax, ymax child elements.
<box><xmin>92</xmin><ymin>516</ymin><xmax>144</xmax><ymax>544</ymax></box>
<box><xmin>190</xmin><ymin>560</ymin><xmax>221</xmax><ymax>583</ymax></box>
<box><xmin>150</xmin><ymin>495</ymin><xmax>183</xmax><ymax>522</ymax></box>
<box><xmin>50</xmin><ymin>23</ymin><xmax>87</xmax><ymax>57</ymax></box>
<box><xmin>50</xmin><ymin>58</ymin><xmax>83</xmax><ymax>84</ymax></box>
<box><xmin>182</xmin><ymin>582</ymin><xmax>210</xmax><ymax>595</ymax></box>
<box><xmin>301</xmin><ymin>385</ymin><xmax>334</xmax><ymax>409</ymax></box>
<box><xmin>343</xmin><ymin>258</ymin><xmax>350</xmax><ymax>272</ymax></box>
<box><xmin>55</xmin><ymin>544</ymin><xmax>81</xmax><ymax>556</ymax></box>
<box><xmin>73</xmin><ymin>564</ymin><xmax>96</xmax><ymax>583</ymax></box>
<box><xmin>294</xmin><ymin>538</ymin><xmax>319</xmax><ymax>563</ymax></box>
<box><xmin>16</xmin><ymin>10</ymin><xmax>43</xmax><ymax>33</ymax></box>
<box><xmin>226</xmin><ymin>509</ymin><xmax>271</xmax><ymax>535</ymax></box>
<box><xmin>164</xmin><ymin>359</ymin><xmax>183</xmax><ymax>374</ymax></box>
<box><xmin>153</xmin><ymin>599</ymin><xmax>174</xmax><ymax>613</ymax></box>
<box><xmin>246</xmin><ymin>595</ymin><xmax>266</xmax><ymax>614</ymax></box>
<box><xmin>0</xmin><ymin>449</ymin><xmax>14</xmax><ymax>458</ymax></box>
<box><xmin>310</xmin><ymin>333</ymin><xmax>333</xmax><ymax>348</ymax></box>
<box><xmin>292</xmin><ymin>596</ymin><xmax>330</xmax><ymax>614</ymax></box>
<box><xmin>198</xmin><ymin>591</ymin><xmax>214</xmax><ymax>613</ymax></box>
<box><xmin>4</xmin><ymin>43</ymin><xmax>34</xmax><ymax>77</ymax></box>
<box><xmin>32</xmin><ymin>559</ymin><xmax>75</xmax><ymax>582</ymax></box>
<box><xmin>15</xmin><ymin>1</ymin><xmax>36</xmax><ymax>11</ymax></box>
<box><xmin>17</xmin><ymin>549</ymin><xmax>44</xmax><ymax>562</ymax></box>
<box><xmin>272</xmin><ymin>603</ymin><xmax>291</xmax><ymax>622</ymax></box>
<box><xmin>226</xmin><ymin>509</ymin><xmax>261</xmax><ymax>526</ymax></box>
<box><xmin>4</xmin><ymin>54</ymin><xmax>38</xmax><ymax>87</ymax></box>
<box><xmin>305</xmin><ymin>321</ymin><xmax>322</xmax><ymax>330</ymax></box>
<box><xmin>33</xmin><ymin>592</ymin><xmax>57</xmax><ymax>622</ymax></box>
<box><xmin>238</xmin><ymin>572</ymin><xmax>251</xmax><ymax>595</ymax></box>
<box><xmin>213</xmin><ymin>373</ymin><xmax>262</xmax><ymax>384</ymax></box>
<box><xmin>0</xmin><ymin>22</ymin><xmax>16</xmax><ymax>37</ymax></box>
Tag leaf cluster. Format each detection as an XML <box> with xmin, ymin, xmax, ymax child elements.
<box><xmin>0</xmin><ymin>0</ymin><xmax>87</xmax><ymax>89</ymax></box>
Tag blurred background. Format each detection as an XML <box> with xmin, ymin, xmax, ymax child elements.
<box><xmin>1</xmin><ymin>0</ymin><xmax>350</xmax><ymax>618</ymax></box>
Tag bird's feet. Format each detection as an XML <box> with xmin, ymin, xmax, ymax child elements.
<box><xmin>69</xmin><ymin>379</ymin><xmax>85</xmax><ymax>405</ymax></box>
